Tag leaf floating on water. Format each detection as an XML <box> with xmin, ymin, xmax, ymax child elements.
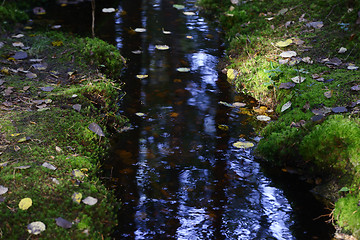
<box><xmin>186</xmin><ymin>35</ymin><xmax>193</xmax><ymax>39</ymax></box>
<box><xmin>218</xmin><ymin>124</ymin><xmax>229</xmax><ymax>131</ymax></box>
<box><xmin>134</xmin><ymin>28</ymin><xmax>146</xmax><ymax>33</ymax></box>
<box><xmin>280</xmin><ymin>51</ymin><xmax>297</xmax><ymax>58</ymax></box>
<box><xmin>72</xmin><ymin>192</ymin><xmax>82</xmax><ymax>204</ymax></box>
<box><xmin>135</xmin><ymin>112</ymin><xmax>145</xmax><ymax>117</ymax></box>
<box><xmin>102</xmin><ymin>8</ymin><xmax>116</xmax><ymax>13</ymax></box>
<box><xmin>88</xmin><ymin>123</ymin><xmax>105</xmax><ymax>137</ymax></box>
<box><xmin>183</xmin><ymin>11</ymin><xmax>196</xmax><ymax>16</ymax></box>
<box><xmin>291</xmin><ymin>76</ymin><xmax>305</xmax><ymax>83</ymax></box>
<box><xmin>279</xmin><ymin>82</ymin><xmax>295</xmax><ymax>89</ymax></box>
<box><xmin>173</xmin><ymin>4</ymin><xmax>185</xmax><ymax>10</ymax></box>
<box><xmin>281</xmin><ymin>101</ymin><xmax>291</xmax><ymax>112</ymax></box>
<box><xmin>132</xmin><ymin>50</ymin><xmax>142</xmax><ymax>54</ymax></box>
<box><xmin>55</xmin><ymin>217</ymin><xmax>73</xmax><ymax>229</ymax></box>
<box><xmin>136</xmin><ymin>75</ymin><xmax>148</xmax><ymax>79</ymax></box>
<box><xmin>27</xmin><ymin>221</ymin><xmax>46</xmax><ymax>235</ymax></box>
<box><xmin>162</xmin><ymin>28</ymin><xmax>171</xmax><ymax>34</ymax></box>
<box><xmin>82</xmin><ymin>196</ymin><xmax>98</xmax><ymax>206</ymax></box>
<box><xmin>0</xmin><ymin>185</ymin><xmax>8</xmax><ymax>195</ymax></box>
<box><xmin>42</xmin><ymin>162</ymin><xmax>57</xmax><ymax>170</ymax></box>
<box><xmin>19</xmin><ymin>197</ymin><xmax>32</xmax><ymax>210</ymax></box>
<box><xmin>233</xmin><ymin>141</ymin><xmax>254</xmax><ymax>149</ymax></box>
<box><xmin>275</xmin><ymin>39</ymin><xmax>292</xmax><ymax>47</ymax></box>
<box><xmin>155</xmin><ymin>45</ymin><xmax>170</xmax><ymax>50</ymax></box>
<box><xmin>176</xmin><ymin>67</ymin><xmax>190</xmax><ymax>72</ymax></box>
<box><xmin>257</xmin><ymin>115</ymin><xmax>271</xmax><ymax>121</ymax></box>
<box><xmin>72</xmin><ymin>104</ymin><xmax>81</xmax><ymax>112</ymax></box>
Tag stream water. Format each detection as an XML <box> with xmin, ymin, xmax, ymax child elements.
<box><xmin>42</xmin><ymin>0</ymin><xmax>334</xmax><ymax>239</ymax></box>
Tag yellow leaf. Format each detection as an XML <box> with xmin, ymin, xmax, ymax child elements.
<box><xmin>155</xmin><ymin>45</ymin><xmax>169</xmax><ymax>50</ymax></box>
<box><xmin>218</xmin><ymin>124</ymin><xmax>229</xmax><ymax>131</ymax></box>
<box><xmin>275</xmin><ymin>39</ymin><xmax>293</xmax><ymax>47</ymax></box>
<box><xmin>19</xmin><ymin>197</ymin><xmax>32</xmax><ymax>210</ymax></box>
<box><xmin>136</xmin><ymin>75</ymin><xmax>148</xmax><ymax>79</ymax></box>
<box><xmin>72</xmin><ymin>169</ymin><xmax>85</xmax><ymax>179</ymax></box>
<box><xmin>227</xmin><ymin>69</ymin><xmax>238</xmax><ymax>80</ymax></box>
<box><xmin>233</xmin><ymin>141</ymin><xmax>254</xmax><ymax>149</ymax></box>
<box><xmin>72</xmin><ymin>192</ymin><xmax>82</xmax><ymax>204</ymax></box>
<box><xmin>51</xmin><ymin>41</ymin><xmax>63</xmax><ymax>47</ymax></box>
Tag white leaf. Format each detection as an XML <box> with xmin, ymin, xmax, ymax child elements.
<box><xmin>338</xmin><ymin>47</ymin><xmax>347</xmax><ymax>53</ymax></box>
<box><xmin>88</xmin><ymin>123</ymin><xmax>105</xmax><ymax>137</ymax></box>
<box><xmin>183</xmin><ymin>12</ymin><xmax>196</xmax><ymax>16</ymax></box>
<box><xmin>256</xmin><ymin>115</ymin><xmax>271</xmax><ymax>121</ymax></box>
<box><xmin>0</xmin><ymin>185</ymin><xmax>8</xmax><ymax>195</ymax></box>
<box><xmin>281</xmin><ymin>101</ymin><xmax>291</xmax><ymax>112</ymax></box>
<box><xmin>27</xmin><ymin>221</ymin><xmax>46</xmax><ymax>235</ymax></box>
<box><xmin>155</xmin><ymin>45</ymin><xmax>170</xmax><ymax>50</ymax></box>
<box><xmin>102</xmin><ymin>8</ymin><xmax>116</xmax><ymax>13</ymax></box>
<box><xmin>42</xmin><ymin>162</ymin><xmax>57</xmax><ymax>170</ymax></box>
<box><xmin>82</xmin><ymin>196</ymin><xmax>98</xmax><ymax>206</ymax></box>
<box><xmin>291</xmin><ymin>76</ymin><xmax>306</xmax><ymax>83</ymax></box>
<box><xmin>134</xmin><ymin>28</ymin><xmax>146</xmax><ymax>33</ymax></box>
<box><xmin>280</xmin><ymin>51</ymin><xmax>297</xmax><ymax>58</ymax></box>
<box><xmin>176</xmin><ymin>67</ymin><xmax>190</xmax><ymax>72</ymax></box>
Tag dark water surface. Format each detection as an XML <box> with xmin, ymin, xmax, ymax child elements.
<box><xmin>42</xmin><ymin>0</ymin><xmax>334</xmax><ymax>239</ymax></box>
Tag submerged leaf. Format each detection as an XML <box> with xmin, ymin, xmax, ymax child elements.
<box><xmin>55</xmin><ymin>217</ymin><xmax>73</xmax><ymax>229</ymax></box>
<box><xmin>19</xmin><ymin>197</ymin><xmax>32</xmax><ymax>210</ymax></box>
<box><xmin>82</xmin><ymin>196</ymin><xmax>98</xmax><ymax>206</ymax></box>
<box><xmin>233</xmin><ymin>141</ymin><xmax>254</xmax><ymax>149</ymax></box>
<box><xmin>88</xmin><ymin>123</ymin><xmax>105</xmax><ymax>137</ymax></box>
<box><xmin>173</xmin><ymin>4</ymin><xmax>185</xmax><ymax>10</ymax></box>
<box><xmin>27</xmin><ymin>221</ymin><xmax>46</xmax><ymax>235</ymax></box>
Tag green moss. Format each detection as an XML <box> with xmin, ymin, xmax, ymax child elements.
<box><xmin>335</xmin><ymin>193</ymin><xmax>360</xmax><ymax>238</ymax></box>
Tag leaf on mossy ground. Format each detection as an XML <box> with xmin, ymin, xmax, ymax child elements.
<box><xmin>155</xmin><ymin>45</ymin><xmax>170</xmax><ymax>50</ymax></box>
<box><xmin>233</xmin><ymin>141</ymin><xmax>254</xmax><ymax>149</ymax></box>
<box><xmin>275</xmin><ymin>39</ymin><xmax>292</xmax><ymax>47</ymax></box>
<box><xmin>0</xmin><ymin>80</ymin><xmax>5</xmax><ymax>86</ymax></box>
<box><xmin>72</xmin><ymin>169</ymin><xmax>85</xmax><ymax>179</ymax></box>
<box><xmin>306</xmin><ymin>21</ymin><xmax>323</xmax><ymax>29</ymax></box>
<box><xmin>338</xmin><ymin>47</ymin><xmax>347</xmax><ymax>53</ymax></box>
<box><xmin>14</xmin><ymin>165</ymin><xmax>31</xmax><ymax>169</ymax></box>
<box><xmin>291</xmin><ymin>76</ymin><xmax>305</xmax><ymax>83</ymax></box>
<box><xmin>281</xmin><ymin>101</ymin><xmax>291</xmax><ymax>112</ymax></box>
<box><xmin>324</xmin><ymin>90</ymin><xmax>332</xmax><ymax>98</ymax></box>
<box><xmin>256</xmin><ymin>115</ymin><xmax>271</xmax><ymax>121</ymax></box>
<box><xmin>82</xmin><ymin>196</ymin><xmax>98</xmax><ymax>206</ymax></box>
<box><xmin>351</xmin><ymin>85</ymin><xmax>360</xmax><ymax>91</ymax></box>
<box><xmin>347</xmin><ymin>64</ymin><xmax>359</xmax><ymax>70</ymax></box>
<box><xmin>279</xmin><ymin>82</ymin><xmax>295</xmax><ymax>89</ymax></box>
<box><xmin>280</xmin><ymin>51</ymin><xmax>296</xmax><ymax>58</ymax></box>
<box><xmin>12</xmin><ymin>34</ymin><xmax>24</xmax><ymax>38</ymax></box>
<box><xmin>42</xmin><ymin>162</ymin><xmax>57</xmax><ymax>170</ymax></box>
<box><xmin>51</xmin><ymin>41</ymin><xmax>63</xmax><ymax>46</ymax></box>
<box><xmin>136</xmin><ymin>75</ymin><xmax>148</xmax><ymax>79</ymax></box>
<box><xmin>332</xmin><ymin>106</ymin><xmax>347</xmax><ymax>113</ymax></box>
<box><xmin>88</xmin><ymin>123</ymin><xmax>105</xmax><ymax>137</ymax></box>
<box><xmin>12</xmin><ymin>42</ymin><xmax>24</xmax><ymax>47</ymax></box>
<box><xmin>72</xmin><ymin>192</ymin><xmax>82</xmax><ymax>204</ymax></box>
<box><xmin>312</xmin><ymin>107</ymin><xmax>331</xmax><ymax>116</ymax></box>
<box><xmin>18</xmin><ymin>136</ymin><xmax>31</xmax><ymax>143</ymax></box>
<box><xmin>72</xmin><ymin>104</ymin><xmax>81</xmax><ymax>112</ymax></box>
<box><xmin>19</xmin><ymin>197</ymin><xmax>32</xmax><ymax>210</ymax></box>
<box><xmin>12</xmin><ymin>51</ymin><xmax>28</xmax><ymax>60</ymax></box>
<box><xmin>27</xmin><ymin>221</ymin><xmax>46</xmax><ymax>235</ymax></box>
<box><xmin>227</xmin><ymin>69</ymin><xmax>238</xmax><ymax>80</ymax></box>
<box><xmin>339</xmin><ymin>187</ymin><xmax>350</xmax><ymax>192</ymax></box>
<box><xmin>32</xmin><ymin>63</ymin><xmax>47</xmax><ymax>70</ymax></box>
<box><xmin>0</xmin><ymin>185</ymin><xmax>8</xmax><ymax>195</ymax></box>
<box><xmin>55</xmin><ymin>217</ymin><xmax>73</xmax><ymax>229</ymax></box>
<box><xmin>40</xmin><ymin>86</ymin><xmax>54</xmax><ymax>92</ymax></box>
<box><xmin>176</xmin><ymin>67</ymin><xmax>190</xmax><ymax>72</ymax></box>
<box><xmin>55</xmin><ymin>146</ymin><xmax>62</xmax><ymax>152</ymax></box>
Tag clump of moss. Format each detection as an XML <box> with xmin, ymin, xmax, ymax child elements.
<box><xmin>300</xmin><ymin>115</ymin><xmax>360</xmax><ymax>175</ymax></box>
<box><xmin>0</xmin><ymin>4</ymin><xmax>28</xmax><ymax>28</ymax></box>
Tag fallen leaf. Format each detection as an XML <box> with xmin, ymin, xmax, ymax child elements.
<box><xmin>40</xmin><ymin>86</ymin><xmax>54</xmax><ymax>92</ymax></box>
<box><xmin>348</xmin><ymin>64</ymin><xmax>359</xmax><ymax>70</ymax></box>
<box><xmin>279</xmin><ymin>82</ymin><xmax>295</xmax><ymax>89</ymax></box>
<box><xmin>351</xmin><ymin>85</ymin><xmax>360</xmax><ymax>91</ymax></box>
<box><xmin>0</xmin><ymin>79</ymin><xmax>5</xmax><ymax>86</ymax></box>
<box><xmin>14</xmin><ymin>165</ymin><xmax>31</xmax><ymax>169</ymax></box>
<box><xmin>102</xmin><ymin>8</ymin><xmax>116</xmax><ymax>13</ymax></box>
<box><xmin>293</xmin><ymin>38</ymin><xmax>305</xmax><ymax>45</ymax></box>
<box><xmin>176</xmin><ymin>67</ymin><xmax>191</xmax><ymax>72</ymax></box>
<box><xmin>23</xmin><ymin>86</ymin><xmax>30</xmax><ymax>91</ymax></box>
<box><xmin>52</xmin><ymin>178</ymin><xmax>60</xmax><ymax>185</ymax></box>
<box><xmin>32</xmin><ymin>63</ymin><xmax>47</xmax><ymax>70</ymax></box>
<box><xmin>281</xmin><ymin>101</ymin><xmax>291</xmax><ymax>112</ymax></box>
<box><xmin>338</xmin><ymin>47</ymin><xmax>347</xmax><ymax>53</ymax></box>
<box><xmin>88</xmin><ymin>123</ymin><xmax>105</xmax><ymax>137</ymax></box>
<box><xmin>12</xmin><ymin>51</ymin><xmax>28</xmax><ymax>60</ymax></box>
<box><xmin>18</xmin><ymin>136</ymin><xmax>31</xmax><ymax>143</ymax></box>
<box><xmin>233</xmin><ymin>102</ymin><xmax>246</xmax><ymax>107</ymax></box>
<box><xmin>155</xmin><ymin>45</ymin><xmax>170</xmax><ymax>50</ymax></box>
<box><xmin>27</xmin><ymin>221</ymin><xmax>46</xmax><ymax>235</ymax></box>
<box><xmin>277</xmin><ymin>8</ymin><xmax>288</xmax><ymax>15</ymax></box>
<box><xmin>72</xmin><ymin>104</ymin><xmax>81</xmax><ymax>112</ymax></box>
<box><xmin>291</xmin><ymin>76</ymin><xmax>306</xmax><ymax>83</ymax></box>
<box><xmin>82</xmin><ymin>196</ymin><xmax>98</xmax><ymax>206</ymax></box>
<box><xmin>132</xmin><ymin>50</ymin><xmax>142</xmax><ymax>54</ymax></box>
<box><xmin>218</xmin><ymin>124</ymin><xmax>229</xmax><ymax>131</ymax></box>
<box><xmin>233</xmin><ymin>141</ymin><xmax>254</xmax><ymax>148</ymax></box>
<box><xmin>12</xmin><ymin>42</ymin><xmax>24</xmax><ymax>47</ymax></box>
<box><xmin>162</xmin><ymin>28</ymin><xmax>171</xmax><ymax>34</ymax></box>
<box><xmin>42</xmin><ymin>162</ymin><xmax>57</xmax><ymax>170</ymax></box>
<box><xmin>280</xmin><ymin>51</ymin><xmax>297</xmax><ymax>58</ymax></box>
<box><xmin>134</xmin><ymin>28</ymin><xmax>146</xmax><ymax>33</ymax></box>
<box><xmin>72</xmin><ymin>169</ymin><xmax>85</xmax><ymax>179</ymax></box>
<box><xmin>51</xmin><ymin>41</ymin><xmax>63</xmax><ymax>46</ymax></box>
<box><xmin>306</xmin><ymin>21</ymin><xmax>324</xmax><ymax>29</ymax></box>
<box><xmin>26</xmin><ymin>72</ymin><xmax>37</xmax><ymax>79</ymax></box>
<box><xmin>312</xmin><ymin>107</ymin><xmax>331</xmax><ymax>115</ymax></box>
<box><xmin>256</xmin><ymin>115</ymin><xmax>271</xmax><ymax>121</ymax></box>
<box><xmin>302</xmin><ymin>57</ymin><xmax>313</xmax><ymax>64</ymax></box>
<box><xmin>173</xmin><ymin>4</ymin><xmax>185</xmax><ymax>10</ymax></box>
<box><xmin>324</xmin><ymin>90</ymin><xmax>332</xmax><ymax>98</ymax></box>
<box><xmin>135</xmin><ymin>112</ymin><xmax>145</xmax><ymax>117</ymax></box>
<box><xmin>227</xmin><ymin>69</ymin><xmax>238</xmax><ymax>80</ymax></box>
<box><xmin>12</xmin><ymin>34</ymin><xmax>24</xmax><ymax>38</ymax></box>
<box><xmin>332</xmin><ymin>106</ymin><xmax>347</xmax><ymax>113</ymax></box>
<box><xmin>219</xmin><ymin>101</ymin><xmax>234</xmax><ymax>107</ymax></box>
<box><xmin>51</xmin><ymin>25</ymin><xmax>61</xmax><ymax>29</ymax></box>
<box><xmin>72</xmin><ymin>192</ymin><xmax>82</xmax><ymax>204</ymax></box>
<box><xmin>183</xmin><ymin>11</ymin><xmax>196</xmax><ymax>16</ymax></box>
<box><xmin>14</xmin><ymin>146</ymin><xmax>20</xmax><ymax>151</ymax></box>
<box><xmin>136</xmin><ymin>75</ymin><xmax>148</xmax><ymax>79</ymax></box>
<box><xmin>55</xmin><ymin>217</ymin><xmax>73</xmax><ymax>229</ymax></box>
<box><xmin>0</xmin><ymin>185</ymin><xmax>8</xmax><ymax>195</ymax></box>
<box><xmin>33</xmin><ymin>7</ymin><xmax>46</xmax><ymax>15</ymax></box>
<box><xmin>275</xmin><ymin>39</ymin><xmax>292</xmax><ymax>47</ymax></box>
<box><xmin>19</xmin><ymin>198</ymin><xmax>32</xmax><ymax>210</ymax></box>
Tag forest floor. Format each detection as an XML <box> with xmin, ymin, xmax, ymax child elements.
<box><xmin>0</xmin><ymin>19</ymin><xmax>127</xmax><ymax>239</ymax></box>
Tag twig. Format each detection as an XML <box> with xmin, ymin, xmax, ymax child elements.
<box><xmin>91</xmin><ymin>0</ymin><xmax>95</xmax><ymax>38</ymax></box>
<box><xmin>326</xmin><ymin>4</ymin><xmax>339</xmax><ymax>19</ymax></box>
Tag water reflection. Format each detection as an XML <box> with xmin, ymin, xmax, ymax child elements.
<box><xmin>106</xmin><ymin>0</ymin><xmax>333</xmax><ymax>239</ymax></box>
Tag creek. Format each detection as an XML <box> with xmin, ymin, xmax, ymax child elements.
<box><xmin>42</xmin><ymin>0</ymin><xmax>334</xmax><ymax>239</ymax></box>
